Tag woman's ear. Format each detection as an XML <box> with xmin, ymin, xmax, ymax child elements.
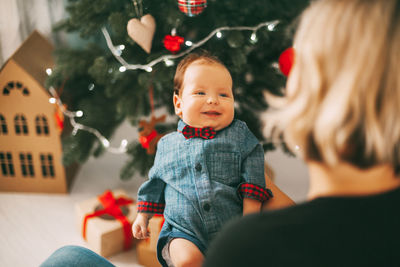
<box><xmin>173</xmin><ymin>93</ymin><xmax>183</xmax><ymax>117</ymax></box>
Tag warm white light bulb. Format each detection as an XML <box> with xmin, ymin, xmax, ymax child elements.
<box><xmin>76</xmin><ymin>110</ymin><xmax>83</xmax><ymax>117</ymax></box>
<box><xmin>121</xmin><ymin>139</ymin><xmax>128</xmax><ymax>147</ymax></box>
<box><xmin>268</xmin><ymin>23</ymin><xmax>276</xmax><ymax>31</ymax></box>
<box><xmin>46</xmin><ymin>68</ymin><xmax>52</xmax><ymax>75</ymax></box>
<box><xmin>145</xmin><ymin>66</ymin><xmax>153</xmax><ymax>72</ymax></box>
<box><xmin>216</xmin><ymin>31</ymin><xmax>222</xmax><ymax>38</ymax></box>
<box><xmin>164</xmin><ymin>59</ymin><xmax>174</xmax><ymax>67</ymax></box>
<box><xmin>271</xmin><ymin>62</ymin><xmax>280</xmax><ymax>69</ymax></box>
<box><xmin>102</xmin><ymin>139</ymin><xmax>110</xmax><ymax>147</ymax></box>
<box><xmin>250</xmin><ymin>32</ymin><xmax>258</xmax><ymax>44</ymax></box>
<box><xmin>49</xmin><ymin>97</ymin><xmax>56</xmax><ymax>104</ymax></box>
<box><xmin>115</xmin><ymin>45</ymin><xmax>125</xmax><ymax>56</ymax></box>
<box><xmin>185</xmin><ymin>40</ymin><xmax>193</xmax><ymax>47</ymax></box>
<box><xmin>119</xmin><ymin>66</ymin><xmax>127</xmax><ymax>72</ymax></box>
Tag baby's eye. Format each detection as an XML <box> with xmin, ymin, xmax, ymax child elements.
<box><xmin>195</xmin><ymin>91</ymin><xmax>206</xmax><ymax>95</ymax></box>
<box><xmin>220</xmin><ymin>93</ymin><xmax>229</xmax><ymax>97</ymax></box>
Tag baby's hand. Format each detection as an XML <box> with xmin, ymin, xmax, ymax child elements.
<box><xmin>132</xmin><ymin>213</ymin><xmax>151</xmax><ymax>239</ymax></box>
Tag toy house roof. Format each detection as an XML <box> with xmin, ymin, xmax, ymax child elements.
<box><xmin>1</xmin><ymin>30</ymin><xmax>54</xmax><ymax>86</ymax></box>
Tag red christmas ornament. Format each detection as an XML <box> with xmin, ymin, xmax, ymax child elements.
<box><xmin>177</xmin><ymin>0</ymin><xmax>207</xmax><ymax>17</ymax></box>
<box><xmin>163</xmin><ymin>34</ymin><xmax>184</xmax><ymax>53</ymax></box>
<box><xmin>54</xmin><ymin>112</ymin><xmax>64</xmax><ymax>132</ymax></box>
<box><xmin>278</xmin><ymin>47</ymin><xmax>295</xmax><ymax>76</ymax></box>
<box><xmin>54</xmin><ymin>104</ymin><xmax>66</xmax><ymax>133</ymax></box>
<box><xmin>138</xmin><ymin>115</ymin><xmax>166</xmax><ymax>155</ymax></box>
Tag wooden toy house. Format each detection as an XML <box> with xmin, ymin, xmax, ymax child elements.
<box><xmin>0</xmin><ymin>30</ymin><xmax>74</xmax><ymax>193</ymax></box>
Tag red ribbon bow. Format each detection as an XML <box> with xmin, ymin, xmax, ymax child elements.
<box><xmin>139</xmin><ymin>129</ymin><xmax>158</xmax><ymax>149</ymax></box>
<box><xmin>82</xmin><ymin>190</ymin><xmax>134</xmax><ymax>250</ymax></box>
<box><xmin>181</xmin><ymin>125</ymin><xmax>216</xmax><ymax>139</ymax></box>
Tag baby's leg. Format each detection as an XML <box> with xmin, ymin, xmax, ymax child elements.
<box><xmin>169</xmin><ymin>238</ymin><xmax>204</xmax><ymax>267</ymax></box>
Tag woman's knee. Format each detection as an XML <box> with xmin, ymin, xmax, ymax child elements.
<box><xmin>40</xmin><ymin>245</ymin><xmax>115</xmax><ymax>267</ymax></box>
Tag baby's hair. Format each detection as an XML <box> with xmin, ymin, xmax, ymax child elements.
<box><xmin>265</xmin><ymin>0</ymin><xmax>400</xmax><ymax>172</ymax></box>
<box><xmin>173</xmin><ymin>51</ymin><xmax>226</xmax><ymax>96</ymax></box>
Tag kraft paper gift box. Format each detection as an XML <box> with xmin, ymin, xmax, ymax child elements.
<box><xmin>75</xmin><ymin>189</ymin><xmax>137</xmax><ymax>257</ymax></box>
<box><xmin>135</xmin><ymin>215</ymin><xmax>164</xmax><ymax>267</ymax></box>
<box><xmin>136</xmin><ymin>240</ymin><xmax>162</xmax><ymax>267</ymax></box>
<box><xmin>146</xmin><ymin>215</ymin><xmax>164</xmax><ymax>251</ymax></box>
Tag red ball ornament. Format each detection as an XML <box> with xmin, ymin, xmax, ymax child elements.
<box><xmin>163</xmin><ymin>34</ymin><xmax>185</xmax><ymax>53</ymax></box>
<box><xmin>177</xmin><ymin>0</ymin><xmax>207</xmax><ymax>17</ymax></box>
<box><xmin>278</xmin><ymin>47</ymin><xmax>295</xmax><ymax>76</ymax></box>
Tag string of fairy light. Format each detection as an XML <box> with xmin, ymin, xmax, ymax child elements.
<box><xmin>103</xmin><ymin>20</ymin><xmax>279</xmax><ymax>72</ymax></box>
<box><xmin>47</xmin><ymin>20</ymin><xmax>282</xmax><ymax>154</ymax></box>
<box><xmin>48</xmin><ymin>87</ymin><xmax>129</xmax><ymax>153</ymax></box>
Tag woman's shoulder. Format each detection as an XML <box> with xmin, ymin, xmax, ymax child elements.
<box><xmin>219</xmin><ymin>201</ymin><xmax>319</xmax><ymax>236</ymax></box>
<box><xmin>205</xmin><ymin>191</ymin><xmax>400</xmax><ymax>267</ymax></box>
<box><xmin>204</xmin><ymin>204</ymin><xmax>312</xmax><ymax>267</ymax></box>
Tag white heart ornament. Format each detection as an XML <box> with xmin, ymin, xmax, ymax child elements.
<box><xmin>127</xmin><ymin>14</ymin><xmax>156</xmax><ymax>54</ymax></box>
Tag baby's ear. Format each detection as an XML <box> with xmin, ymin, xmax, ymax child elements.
<box><xmin>173</xmin><ymin>93</ymin><xmax>183</xmax><ymax>117</ymax></box>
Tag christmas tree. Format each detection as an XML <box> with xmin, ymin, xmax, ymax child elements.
<box><xmin>46</xmin><ymin>0</ymin><xmax>310</xmax><ymax>180</ymax></box>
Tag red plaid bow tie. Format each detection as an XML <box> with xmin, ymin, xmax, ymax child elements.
<box><xmin>181</xmin><ymin>125</ymin><xmax>216</xmax><ymax>139</ymax></box>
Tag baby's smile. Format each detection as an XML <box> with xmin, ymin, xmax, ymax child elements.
<box><xmin>202</xmin><ymin>111</ymin><xmax>221</xmax><ymax>116</ymax></box>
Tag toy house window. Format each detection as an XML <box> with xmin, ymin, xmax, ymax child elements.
<box><xmin>19</xmin><ymin>153</ymin><xmax>34</xmax><ymax>177</ymax></box>
<box><xmin>35</xmin><ymin>115</ymin><xmax>49</xmax><ymax>135</ymax></box>
<box><xmin>0</xmin><ymin>114</ymin><xmax>7</xmax><ymax>134</ymax></box>
<box><xmin>2</xmin><ymin>81</ymin><xmax>29</xmax><ymax>96</ymax></box>
<box><xmin>0</xmin><ymin>152</ymin><xmax>15</xmax><ymax>177</ymax></box>
<box><xmin>14</xmin><ymin>114</ymin><xmax>28</xmax><ymax>135</ymax></box>
<box><xmin>40</xmin><ymin>153</ymin><xmax>55</xmax><ymax>178</ymax></box>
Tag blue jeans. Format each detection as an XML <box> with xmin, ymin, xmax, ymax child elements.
<box><xmin>40</xmin><ymin>246</ymin><xmax>115</xmax><ymax>267</ymax></box>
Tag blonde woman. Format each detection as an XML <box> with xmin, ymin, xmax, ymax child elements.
<box><xmin>204</xmin><ymin>0</ymin><xmax>400</xmax><ymax>266</ymax></box>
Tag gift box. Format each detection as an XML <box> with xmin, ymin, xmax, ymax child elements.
<box><xmin>146</xmin><ymin>215</ymin><xmax>165</xmax><ymax>251</ymax></box>
<box><xmin>137</xmin><ymin>240</ymin><xmax>162</xmax><ymax>267</ymax></box>
<box><xmin>75</xmin><ymin>189</ymin><xmax>137</xmax><ymax>257</ymax></box>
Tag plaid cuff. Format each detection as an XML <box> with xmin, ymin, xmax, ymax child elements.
<box><xmin>238</xmin><ymin>183</ymin><xmax>274</xmax><ymax>202</ymax></box>
<box><xmin>137</xmin><ymin>201</ymin><xmax>165</xmax><ymax>214</ymax></box>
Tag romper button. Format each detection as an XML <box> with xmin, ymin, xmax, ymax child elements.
<box><xmin>203</xmin><ymin>203</ymin><xmax>211</xmax><ymax>211</ymax></box>
<box><xmin>195</xmin><ymin>163</ymin><xmax>202</xmax><ymax>171</ymax></box>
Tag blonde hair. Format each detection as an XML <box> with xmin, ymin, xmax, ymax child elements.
<box><xmin>265</xmin><ymin>0</ymin><xmax>400</xmax><ymax>172</ymax></box>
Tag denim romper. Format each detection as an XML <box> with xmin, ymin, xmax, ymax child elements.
<box><xmin>137</xmin><ymin>120</ymin><xmax>272</xmax><ymax>265</ymax></box>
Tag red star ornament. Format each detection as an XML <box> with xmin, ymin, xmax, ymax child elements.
<box><xmin>163</xmin><ymin>34</ymin><xmax>184</xmax><ymax>53</ymax></box>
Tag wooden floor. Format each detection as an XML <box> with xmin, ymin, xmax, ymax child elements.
<box><xmin>0</xmin><ymin>150</ymin><xmax>147</xmax><ymax>266</ymax></box>
<box><xmin>0</xmin><ymin>121</ymin><xmax>309</xmax><ymax>267</ymax></box>
<box><xmin>0</xmin><ymin>121</ymin><xmax>146</xmax><ymax>267</ymax></box>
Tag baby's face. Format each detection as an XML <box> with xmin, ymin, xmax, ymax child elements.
<box><xmin>174</xmin><ymin>62</ymin><xmax>234</xmax><ymax>131</ymax></box>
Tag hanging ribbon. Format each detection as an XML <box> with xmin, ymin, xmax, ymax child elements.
<box><xmin>82</xmin><ymin>190</ymin><xmax>134</xmax><ymax>250</ymax></box>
